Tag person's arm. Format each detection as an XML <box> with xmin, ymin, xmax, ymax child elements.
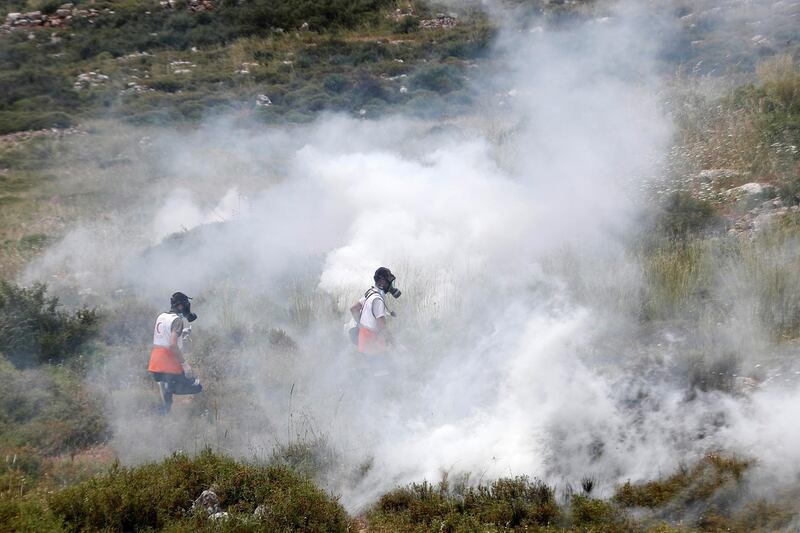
<box><xmin>372</xmin><ymin>299</ymin><xmax>393</xmax><ymax>345</ymax></box>
<box><xmin>350</xmin><ymin>301</ymin><xmax>363</xmax><ymax>322</ymax></box>
<box><xmin>169</xmin><ymin>317</ymin><xmax>187</xmax><ymax>366</ymax></box>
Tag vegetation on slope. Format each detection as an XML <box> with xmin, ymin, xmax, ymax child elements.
<box><xmin>0</xmin><ymin>0</ymin><xmax>494</xmax><ymax>131</ymax></box>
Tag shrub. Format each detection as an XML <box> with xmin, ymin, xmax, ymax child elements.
<box><xmin>148</xmin><ymin>78</ymin><xmax>186</xmax><ymax>93</ymax></box>
<box><xmin>0</xmin><ymin>282</ymin><xmax>100</xmax><ymax>367</ymax></box>
<box><xmin>227</xmin><ymin>0</ymin><xmax>393</xmax><ymax>35</ymax></box>
<box><xmin>49</xmin><ymin>449</ymin><xmax>348</xmax><ymax>532</ymax></box>
<box><xmin>756</xmin><ymin>54</ymin><xmax>800</xmax><ymax>146</ymax></box>
<box><xmin>354</xmin><ymin>74</ymin><xmax>389</xmax><ymax>101</ymax></box>
<box><xmin>461</xmin><ymin>476</ymin><xmax>561</xmax><ymax>527</ymax></box>
<box><xmin>614</xmin><ymin>454</ymin><xmax>751</xmax><ymax>509</ymax></box>
<box><xmin>34</xmin><ymin>0</ymin><xmax>64</xmax><ymax>15</ymax></box>
<box><xmin>0</xmin><ymin>111</ymin><xmax>74</xmax><ymax>135</ymax></box>
<box><xmin>0</xmin><ymin>67</ymin><xmax>78</xmax><ymax>112</ymax></box>
<box><xmin>270</xmin><ymin>437</ymin><xmax>337</xmax><ymax>479</ymax></box>
<box><xmin>0</xmin><ymin>496</ymin><xmax>62</xmax><ymax>532</ymax></box>
<box><xmin>411</xmin><ymin>64</ymin><xmax>465</xmax><ymax>94</ymax></box>
<box><xmin>655</xmin><ymin>192</ymin><xmax>719</xmax><ymax>241</ymax></box>
<box><xmin>394</xmin><ymin>15</ymin><xmax>419</xmax><ymax>34</ymax></box>
<box><xmin>371</xmin><ymin>476</ymin><xmax>561</xmax><ymax>530</ymax></box>
<box><xmin>570</xmin><ymin>494</ymin><xmax>630</xmax><ymax>531</ymax></box>
<box><xmin>639</xmin><ymin>240</ymin><xmax>713</xmax><ymax>322</ymax></box>
<box><xmin>323</xmin><ymin>74</ymin><xmax>350</xmax><ymax>93</ymax></box>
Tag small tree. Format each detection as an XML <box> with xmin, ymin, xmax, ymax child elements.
<box><xmin>0</xmin><ymin>282</ymin><xmax>100</xmax><ymax>367</ymax></box>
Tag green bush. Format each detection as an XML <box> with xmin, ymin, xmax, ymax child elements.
<box><xmin>570</xmin><ymin>494</ymin><xmax>630</xmax><ymax>531</ymax></box>
<box><xmin>49</xmin><ymin>449</ymin><xmax>348</xmax><ymax>532</ymax></box>
<box><xmin>411</xmin><ymin>64</ymin><xmax>465</xmax><ymax>94</ymax></box>
<box><xmin>614</xmin><ymin>454</ymin><xmax>751</xmax><ymax>509</ymax></box>
<box><xmin>324</xmin><ymin>74</ymin><xmax>350</xmax><ymax>93</ymax></box>
<box><xmin>394</xmin><ymin>15</ymin><xmax>419</xmax><ymax>34</ymax></box>
<box><xmin>370</xmin><ymin>476</ymin><xmax>561</xmax><ymax>530</ymax></box>
<box><xmin>655</xmin><ymin>192</ymin><xmax>720</xmax><ymax>241</ymax></box>
<box><xmin>353</xmin><ymin>73</ymin><xmax>389</xmax><ymax>101</ymax></box>
<box><xmin>756</xmin><ymin>55</ymin><xmax>800</xmax><ymax>147</ymax></box>
<box><xmin>0</xmin><ymin>282</ymin><xmax>100</xmax><ymax>367</ymax></box>
<box><xmin>0</xmin><ymin>67</ymin><xmax>78</xmax><ymax>112</ymax></box>
<box><xmin>461</xmin><ymin>477</ymin><xmax>561</xmax><ymax>527</ymax></box>
<box><xmin>226</xmin><ymin>0</ymin><xmax>393</xmax><ymax>34</ymax></box>
<box><xmin>0</xmin><ymin>496</ymin><xmax>63</xmax><ymax>532</ymax></box>
<box><xmin>148</xmin><ymin>78</ymin><xmax>186</xmax><ymax>93</ymax></box>
<box><xmin>0</xmin><ymin>111</ymin><xmax>75</xmax><ymax>135</ymax></box>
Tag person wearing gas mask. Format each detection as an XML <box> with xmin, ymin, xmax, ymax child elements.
<box><xmin>350</xmin><ymin>267</ymin><xmax>401</xmax><ymax>355</ymax></box>
<box><xmin>148</xmin><ymin>292</ymin><xmax>202</xmax><ymax>414</ymax></box>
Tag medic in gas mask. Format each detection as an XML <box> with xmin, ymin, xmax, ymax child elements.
<box><xmin>349</xmin><ymin>267</ymin><xmax>401</xmax><ymax>355</ymax></box>
<box><xmin>148</xmin><ymin>292</ymin><xmax>202</xmax><ymax>414</ymax></box>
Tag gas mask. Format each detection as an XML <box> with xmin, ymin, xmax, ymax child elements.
<box><xmin>171</xmin><ymin>292</ymin><xmax>198</xmax><ymax>322</ymax></box>
<box><xmin>183</xmin><ymin>303</ymin><xmax>198</xmax><ymax>322</ymax></box>
<box><xmin>385</xmin><ymin>277</ymin><xmax>401</xmax><ymax>299</ymax></box>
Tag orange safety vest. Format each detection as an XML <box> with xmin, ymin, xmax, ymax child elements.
<box><xmin>148</xmin><ymin>346</ymin><xmax>183</xmax><ymax>374</ymax></box>
<box><xmin>358</xmin><ymin>327</ymin><xmax>387</xmax><ymax>354</ymax></box>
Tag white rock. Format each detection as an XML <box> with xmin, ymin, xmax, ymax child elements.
<box><xmin>733</xmin><ymin>376</ymin><xmax>759</xmax><ymax>394</ymax></box>
<box><xmin>726</xmin><ymin>182</ymin><xmax>773</xmax><ymax>198</ymax></box>
<box><xmin>698</xmin><ymin>168</ymin><xmax>740</xmax><ymax>181</ymax></box>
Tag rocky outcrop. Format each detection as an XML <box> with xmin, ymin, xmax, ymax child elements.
<box><xmin>74</xmin><ymin>72</ymin><xmax>109</xmax><ymax>90</ymax></box>
<box><xmin>192</xmin><ymin>489</ymin><xmax>221</xmax><ymax>514</ymax></box>
<box><xmin>2</xmin><ymin>4</ymin><xmax>106</xmax><ymax>31</ymax></box>
<box><xmin>0</xmin><ymin>127</ymin><xmax>84</xmax><ymax>148</ymax></box>
<box><xmin>420</xmin><ymin>14</ymin><xmax>458</xmax><ymax>29</ymax></box>
<box><xmin>159</xmin><ymin>0</ymin><xmax>215</xmax><ymax>12</ymax></box>
<box><xmin>192</xmin><ymin>489</ymin><xmax>228</xmax><ymax>520</ymax></box>
<box><xmin>728</xmin><ymin>196</ymin><xmax>797</xmax><ymax>236</ymax></box>
<box><xmin>725</xmin><ymin>182</ymin><xmax>774</xmax><ymax>205</ymax></box>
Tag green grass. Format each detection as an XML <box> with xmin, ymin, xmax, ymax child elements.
<box><xmin>614</xmin><ymin>454</ymin><xmax>750</xmax><ymax>510</ymax></box>
<box><xmin>368</xmin><ymin>476</ymin><xmax>562</xmax><ymax>532</ymax></box>
<box><xmin>0</xmin><ymin>355</ymin><xmax>108</xmax><ymax>455</ymax></box>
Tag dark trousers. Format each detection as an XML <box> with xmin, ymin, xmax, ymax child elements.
<box><xmin>150</xmin><ymin>372</ymin><xmax>202</xmax><ymax>413</ymax></box>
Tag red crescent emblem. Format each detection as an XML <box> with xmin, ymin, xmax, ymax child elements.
<box><xmin>156</xmin><ymin>322</ymin><xmax>162</xmax><ymax>334</ymax></box>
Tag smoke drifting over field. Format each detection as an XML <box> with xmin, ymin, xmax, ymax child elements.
<box><xmin>21</xmin><ymin>0</ymin><xmax>800</xmax><ymax>517</ymax></box>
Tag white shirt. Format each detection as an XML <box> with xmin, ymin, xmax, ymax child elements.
<box><xmin>358</xmin><ymin>287</ymin><xmax>386</xmax><ymax>331</ymax></box>
<box><xmin>153</xmin><ymin>312</ymin><xmax>183</xmax><ymax>350</ymax></box>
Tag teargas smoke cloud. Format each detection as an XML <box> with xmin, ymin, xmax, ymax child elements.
<box><xmin>20</xmin><ymin>0</ymin><xmax>800</xmax><ymax>515</ymax></box>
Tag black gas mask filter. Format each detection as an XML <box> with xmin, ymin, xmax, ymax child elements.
<box><xmin>386</xmin><ymin>277</ymin><xmax>401</xmax><ymax>299</ymax></box>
